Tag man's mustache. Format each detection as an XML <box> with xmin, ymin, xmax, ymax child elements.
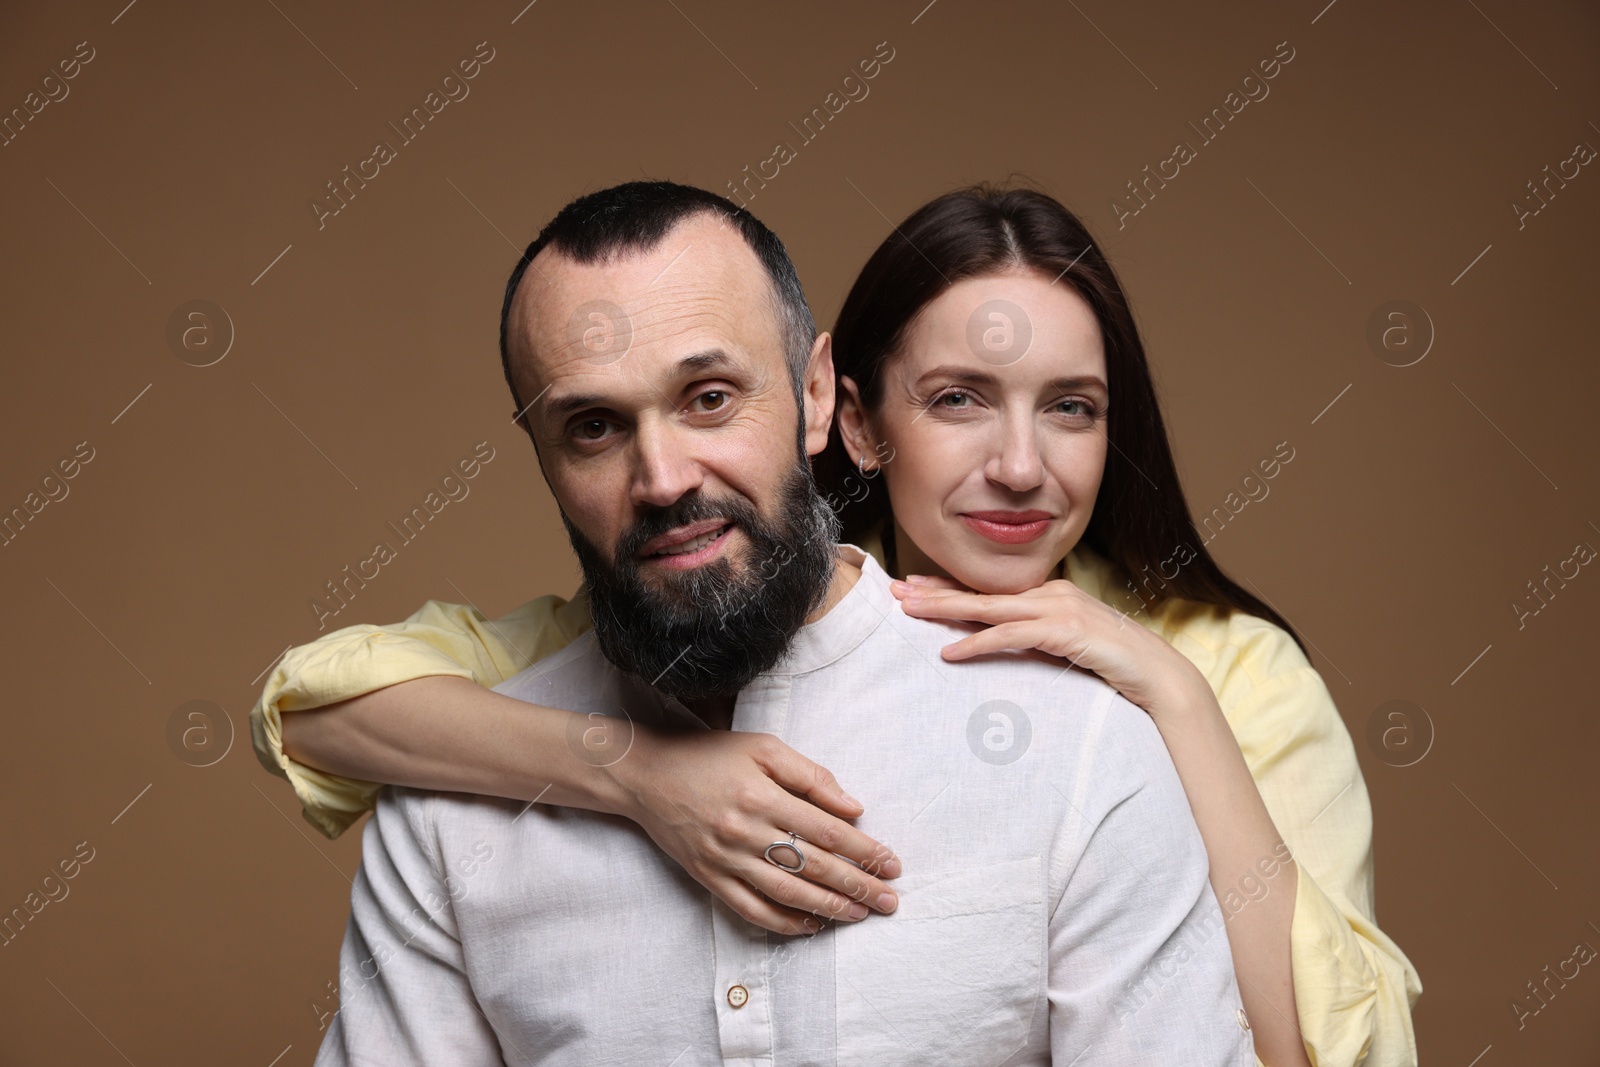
<box><xmin>614</xmin><ymin>491</ymin><xmax>761</xmax><ymax>566</ymax></box>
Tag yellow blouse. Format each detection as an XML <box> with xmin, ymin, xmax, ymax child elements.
<box><xmin>250</xmin><ymin>533</ymin><xmax>1421</xmax><ymax>1067</ymax></box>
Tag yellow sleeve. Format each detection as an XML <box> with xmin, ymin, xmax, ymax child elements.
<box><xmin>249</xmin><ymin>592</ymin><xmax>591</xmax><ymax>839</ymax></box>
<box><xmin>1178</xmin><ymin>611</ymin><xmax>1423</xmax><ymax>1067</ymax></box>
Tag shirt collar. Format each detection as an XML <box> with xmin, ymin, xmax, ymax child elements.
<box><xmin>766</xmin><ymin>543</ymin><xmax>894</xmax><ymax>677</ymax></box>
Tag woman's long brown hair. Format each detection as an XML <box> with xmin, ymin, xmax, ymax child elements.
<box><xmin>815</xmin><ymin>182</ymin><xmax>1309</xmax><ymax>658</ymax></box>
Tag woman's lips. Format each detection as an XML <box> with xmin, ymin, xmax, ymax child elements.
<box><xmin>960</xmin><ymin>511</ymin><xmax>1053</xmax><ymax>545</ymax></box>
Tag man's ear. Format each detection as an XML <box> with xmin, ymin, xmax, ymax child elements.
<box><xmin>801</xmin><ymin>332</ymin><xmax>836</xmax><ymax>458</ymax></box>
<box><xmin>512</xmin><ymin>405</ymin><xmax>538</xmax><ymax>446</ymax></box>
<box><xmin>835</xmin><ymin>374</ymin><xmax>877</xmax><ymax>470</ymax></box>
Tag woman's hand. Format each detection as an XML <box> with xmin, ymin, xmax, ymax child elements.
<box><xmin>890</xmin><ymin>573</ymin><xmax>1205</xmax><ymax>718</ymax></box>
<box><xmin>607</xmin><ymin>724</ymin><xmax>902</xmax><ymax>936</ymax></box>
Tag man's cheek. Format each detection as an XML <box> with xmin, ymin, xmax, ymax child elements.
<box><xmin>551</xmin><ymin>473</ymin><xmax>623</xmax><ymax>554</ymax></box>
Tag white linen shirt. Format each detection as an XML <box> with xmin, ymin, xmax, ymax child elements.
<box><xmin>316</xmin><ymin>546</ymin><xmax>1255</xmax><ymax>1066</ymax></box>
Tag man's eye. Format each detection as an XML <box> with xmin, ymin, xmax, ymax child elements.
<box><xmin>573</xmin><ymin>419</ymin><xmax>611</xmax><ymax>441</ymax></box>
<box><xmin>689</xmin><ymin>390</ymin><xmax>733</xmax><ymax>415</ymax></box>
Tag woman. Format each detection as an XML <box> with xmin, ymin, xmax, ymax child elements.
<box><xmin>252</xmin><ymin>184</ymin><xmax>1419</xmax><ymax>1066</ymax></box>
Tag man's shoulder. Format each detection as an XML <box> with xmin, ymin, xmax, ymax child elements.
<box><xmin>837</xmin><ymin>606</ymin><xmax>1163</xmax><ymax>781</ymax></box>
<box><xmin>873</xmin><ymin>599</ymin><xmax>1129</xmax><ymax>708</ymax></box>
<box><xmin>368</xmin><ymin>782</ymin><xmax>527</xmax><ymax>861</ymax></box>
<box><xmin>491</xmin><ymin>627</ymin><xmax>601</xmax><ymax>694</ymax></box>
<box><xmin>488</xmin><ymin>628</ymin><xmax>636</xmax><ymax>719</ymax></box>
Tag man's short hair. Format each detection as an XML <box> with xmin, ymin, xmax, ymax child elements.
<box><xmin>499</xmin><ymin>180</ymin><xmax>817</xmax><ymax>422</ymax></box>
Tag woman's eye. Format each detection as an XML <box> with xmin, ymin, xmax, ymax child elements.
<box><xmin>697</xmin><ymin>391</ymin><xmax>727</xmax><ymax>411</ymax></box>
<box><xmin>936</xmin><ymin>389</ymin><xmax>971</xmax><ymax>408</ymax></box>
<box><xmin>1054</xmin><ymin>398</ymin><xmax>1099</xmax><ymax>419</ymax></box>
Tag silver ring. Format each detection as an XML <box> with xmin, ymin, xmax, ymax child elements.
<box><xmin>764</xmin><ymin>831</ymin><xmax>806</xmax><ymax>873</ymax></box>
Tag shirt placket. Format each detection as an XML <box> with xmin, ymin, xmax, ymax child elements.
<box><xmin>710</xmin><ymin>897</ymin><xmax>774</xmax><ymax>1065</ymax></box>
<box><xmin>707</xmin><ymin>672</ymin><xmax>791</xmax><ymax>1065</ymax></box>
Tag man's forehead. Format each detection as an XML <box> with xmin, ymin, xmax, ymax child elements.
<box><xmin>512</xmin><ymin>213</ymin><xmax>777</xmax><ymax>367</ymax></box>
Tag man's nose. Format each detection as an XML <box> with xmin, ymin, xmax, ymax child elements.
<box><xmin>985</xmin><ymin>417</ymin><xmax>1046</xmax><ymax>493</ymax></box>
<box><xmin>629</xmin><ymin>417</ymin><xmax>705</xmax><ymax>509</ymax></box>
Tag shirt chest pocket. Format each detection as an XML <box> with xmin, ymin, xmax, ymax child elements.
<box><xmin>834</xmin><ymin>854</ymin><xmax>1045</xmax><ymax>1065</ymax></box>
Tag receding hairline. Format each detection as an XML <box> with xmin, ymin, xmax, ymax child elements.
<box><xmin>504</xmin><ymin>210</ymin><xmax>794</xmax><ymax>369</ymax></box>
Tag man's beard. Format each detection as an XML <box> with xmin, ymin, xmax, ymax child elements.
<box><xmin>561</xmin><ymin>462</ymin><xmax>842</xmax><ymax>704</ymax></box>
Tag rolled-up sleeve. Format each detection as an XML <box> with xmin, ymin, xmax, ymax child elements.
<box><xmin>249</xmin><ymin>593</ymin><xmax>589</xmax><ymax>838</ymax></box>
<box><xmin>1289</xmin><ymin>858</ymin><xmax>1421</xmax><ymax>1066</ymax></box>
<box><xmin>1188</xmin><ymin>614</ymin><xmax>1423</xmax><ymax>1067</ymax></box>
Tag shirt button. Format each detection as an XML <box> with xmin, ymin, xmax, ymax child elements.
<box><xmin>1236</xmin><ymin>1007</ymin><xmax>1251</xmax><ymax>1032</ymax></box>
<box><xmin>727</xmin><ymin>984</ymin><xmax>749</xmax><ymax>1009</ymax></box>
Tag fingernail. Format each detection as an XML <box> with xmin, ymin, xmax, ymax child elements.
<box><xmin>847</xmin><ymin>902</ymin><xmax>869</xmax><ymax>920</ymax></box>
<box><xmin>876</xmin><ymin>892</ymin><xmax>897</xmax><ymax>913</ymax></box>
<box><xmin>904</xmin><ymin>574</ymin><xmax>927</xmax><ymax>583</ymax></box>
<box><xmin>839</xmin><ymin>790</ymin><xmax>862</xmax><ymax>808</ymax></box>
<box><xmin>889</xmin><ymin>580</ymin><xmax>911</xmax><ymax>595</ymax></box>
<box><xmin>803</xmin><ymin>917</ymin><xmax>821</xmax><ymax>934</ymax></box>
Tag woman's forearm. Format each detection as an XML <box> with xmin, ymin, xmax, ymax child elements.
<box><xmin>279</xmin><ymin>675</ymin><xmax>635</xmax><ymax>815</ymax></box>
<box><xmin>1146</xmin><ymin>668</ymin><xmax>1311</xmax><ymax>1067</ymax></box>
<box><xmin>278</xmin><ymin>674</ymin><xmax>906</xmax><ymax>934</ymax></box>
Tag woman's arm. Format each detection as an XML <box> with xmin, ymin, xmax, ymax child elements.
<box><xmin>1137</xmin><ymin>661</ymin><xmax>1308</xmax><ymax>1067</ymax></box>
<box><xmin>251</xmin><ymin>595</ymin><xmax>581</xmax><ymax>838</ymax></box>
<box><xmin>1211</xmin><ymin>652</ymin><xmax>1422</xmax><ymax>1067</ymax></box>
<box><xmin>281</xmin><ymin>675</ymin><xmax>629</xmax><ymax>809</ymax></box>
<box><xmin>283</xmin><ymin>674</ymin><xmax>908</xmax><ymax>929</ymax></box>
<box><xmin>252</xmin><ymin>596</ymin><xmax>903</xmax><ymax>934</ymax></box>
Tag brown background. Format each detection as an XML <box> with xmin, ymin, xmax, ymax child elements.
<box><xmin>2</xmin><ymin>0</ymin><xmax>1597</xmax><ymax>1062</ymax></box>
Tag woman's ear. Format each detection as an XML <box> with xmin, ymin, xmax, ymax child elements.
<box><xmin>802</xmin><ymin>332</ymin><xmax>836</xmax><ymax>457</ymax></box>
<box><xmin>835</xmin><ymin>375</ymin><xmax>880</xmax><ymax>472</ymax></box>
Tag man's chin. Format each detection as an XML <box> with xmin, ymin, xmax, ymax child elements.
<box><xmin>567</xmin><ymin>465</ymin><xmax>841</xmax><ymax>701</ymax></box>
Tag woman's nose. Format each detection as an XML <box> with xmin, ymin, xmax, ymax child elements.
<box><xmin>985</xmin><ymin>422</ymin><xmax>1045</xmax><ymax>492</ymax></box>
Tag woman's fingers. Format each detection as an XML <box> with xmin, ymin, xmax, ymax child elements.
<box><xmin>896</xmin><ymin>588</ymin><xmax>1038</xmax><ymax>625</ymax></box>
<box><xmin>745</xmin><ymin>845</ymin><xmax>883</xmax><ymax>922</ymax></box>
<box><xmin>898</xmin><ymin>574</ymin><xmax>968</xmax><ymax>592</ymax></box>
<box><xmin>701</xmin><ymin>839</ymin><xmax>885</xmax><ymax>934</ymax></box>
<box><xmin>741</xmin><ymin>737</ymin><xmax>900</xmax><ymax>912</ymax></box>
<box><xmin>766</xmin><ymin>802</ymin><xmax>900</xmax><ymax>910</ymax></box>
<box><xmin>753</xmin><ymin>737</ymin><xmax>866</xmax><ymax>820</ymax></box>
<box><xmin>942</xmin><ymin>621</ymin><xmax>1058</xmax><ymax>662</ymax></box>
<box><xmin>754</xmin><ymin>740</ymin><xmax>902</xmax><ymax>886</ymax></box>
<box><xmin>751</xmin><ymin>740</ymin><xmax>902</xmax><ymax>879</ymax></box>
<box><xmin>626</xmin><ymin>729</ymin><xmax>904</xmax><ymax>931</ymax></box>
<box><xmin>708</xmin><ymin>873</ymin><xmax>826</xmax><ymax>936</ymax></box>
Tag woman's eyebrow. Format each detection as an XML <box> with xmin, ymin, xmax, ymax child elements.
<box><xmin>1046</xmin><ymin>375</ymin><xmax>1109</xmax><ymax>395</ymax></box>
<box><xmin>914</xmin><ymin>365</ymin><xmax>1000</xmax><ymax>388</ymax></box>
<box><xmin>913</xmin><ymin>366</ymin><xmax>1108</xmax><ymax>394</ymax></box>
